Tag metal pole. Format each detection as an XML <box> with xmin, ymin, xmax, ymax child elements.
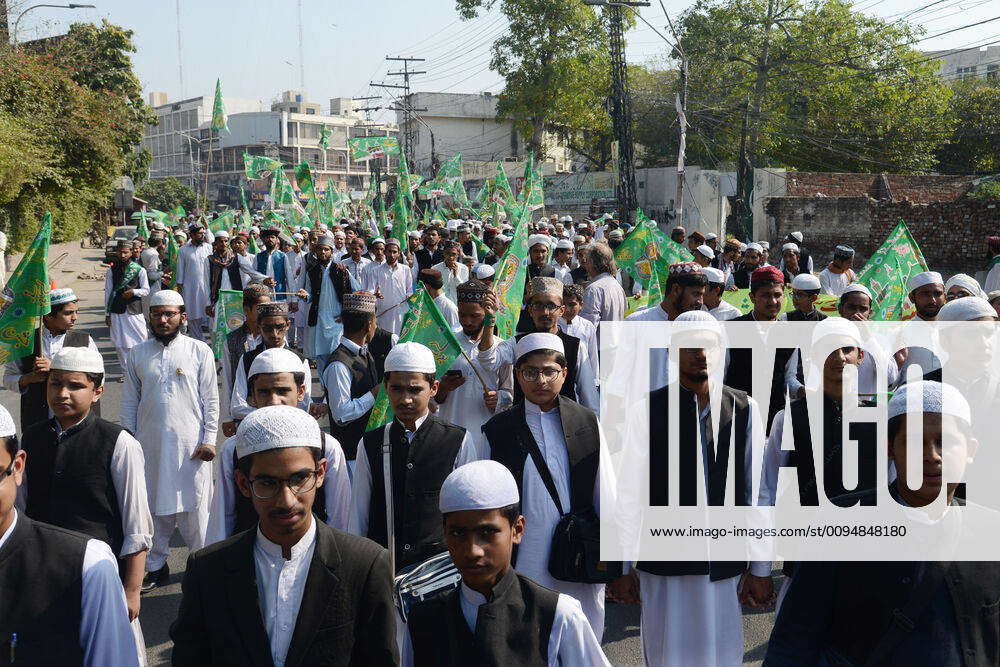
<box><xmin>607</xmin><ymin>5</ymin><xmax>637</xmax><ymax>224</ymax></box>
<box><xmin>674</xmin><ymin>55</ymin><xmax>688</xmax><ymax>227</ymax></box>
<box><xmin>203</xmin><ymin>128</ymin><xmax>213</xmax><ymax>212</ymax></box>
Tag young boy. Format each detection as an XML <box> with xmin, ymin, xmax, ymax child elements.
<box><xmin>206</xmin><ymin>347</ymin><xmax>351</xmax><ymax>546</ymax></box>
<box><xmin>22</xmin><ymin>347</ymin><xmax>153</xmax><ymax>624</ymax></box>
<box><xmin>781</xmin><ymin>273</ymin><xmax>828</xmax><ymax>322</ymax></box>
<box><xmin>558</xmin><ymin>284</ymin><xmax>599</xmax><ymax>381</ymax></box>
<box><xmin>407</xmin><ymin>460</ymin><xmax>609</xmax><ymax>666</ymax></box>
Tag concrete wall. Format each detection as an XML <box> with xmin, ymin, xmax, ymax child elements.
<box><xmin>785</xmin><ymin>172</ymin><xmax>975</xmax><ymax>203</ymax></box>
<box><xmin>765</xmin><ymin>197</ymin><xmax>873</xmax><ymax>265</ymax></box>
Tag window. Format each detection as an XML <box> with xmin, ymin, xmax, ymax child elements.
<box><xmin>306</xmin><ymin>108</ymin><xmax>316</xmax><ymax>114</ymax></box>
<box><xmin>988</xmin><ymin>64</ymin><xmax>999</xmax><ymax>82</ymax></box>
<box><xmin>288</xmin><ymin>123</ymin><xmax>298</xmax><ymax>138</ymax></box>
<box><xmin>300</xmin><ymin>123</ymin><xmax>320</xmax><ymax>139</ymax></box>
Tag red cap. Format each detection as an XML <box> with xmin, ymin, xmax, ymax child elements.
<box><xmin>751</xmin><ymin>265</ymin><xmax>784</xmax><ymax>286</ymax></box>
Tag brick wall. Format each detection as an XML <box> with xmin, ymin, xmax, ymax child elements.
<box><xmin>765</xmin><ymin>197</ymin><xmax>872</xmax><ymax>265</ymax></box>
<box><xmin>785</xmin><ymin>172</ymin><xmax>975</xmax><ymax>204</ymax></box>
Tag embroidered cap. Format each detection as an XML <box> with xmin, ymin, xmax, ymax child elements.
<box><xmin>751</xmin><ymin>265</ymin><xmax>785</xmax><ymax>286</ymax></box>
<box><xmin>440</xmin><ymin>460</ymin><xmax>520</xmax><ymax>514</ymax></box>
<box><xmin>235</xmin><ymin>405</ymin><xmax>321</xmax><ymax>460</ymax></box>
<box><xmin>49</xmin><ymin>288</ymin><xmax>78</xmax><ymax>306</ymax></box>
<box><xmin>668</xmin><ymin>261</ymin><xmax>703</xmax><ymax>277</ymax></box>
<box><xmin>342</xmin><ymin>291</ymin><xmax>378</xmax><ymax>315</ymax></box>
<box><xmin>256</xmin><ymin>301</ymin><xmax>289</xmax><ymax>319</ymax></box>
<box><xmin>457</xmin><ymin>280</ymin><xmax>490</xmax><ymax>304</ymax></box>
<box><xmin>149</xmin><ymin>290</ymin><xmax>184</xmax><ymax>308</ymax></box>
<box><xmin>50</xmin><ymin>347</ymin><xmax>104</xmax><ymax>375</ymax></box>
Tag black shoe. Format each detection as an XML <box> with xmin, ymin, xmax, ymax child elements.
<box><xmin>141</xmin><ymin>564</ymin><xmax>169</xmax><ymax>593</ymax></box>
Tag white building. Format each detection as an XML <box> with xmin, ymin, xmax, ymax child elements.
<box><xmin>924</xmin><ymin>46</ymin><xmax>1000</xmax><ymax>82</ymax></box>
<box><xmin>400</xmin><ymin>92</ymin><xmax>571</xmax><ymax>175</ymax></box>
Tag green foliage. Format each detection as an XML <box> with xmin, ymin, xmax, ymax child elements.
<box><xmin>644</xmin><ymin>0</ymin><xmax>955</xmax><ymax>173</ymax></box>
<box><xmin>136</xmin><ymin>178</ymin><xmax>198</xmax><ymax>212</ymax></box>
<box><xmin>936</xmin><ymin>80</ymin><xmax>1000</xmax><ymax>174</ymax></box>
<box><xmin>967</xmin><ymin>179</ymin><xmax>1000</xmax><ymax>202</ymax></box>
<box><xmin>123</xmin><ymin>147</ymin><xmax>152</xmax><ymax>186</ymax></box>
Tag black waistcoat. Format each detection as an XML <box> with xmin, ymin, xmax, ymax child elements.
<box><xmin>225</xmin><ymin>324</ymin><xmax>253</xmax><ymax>394</ymax></box>
<box><xmin>0</xmin><ymin>515</ymin><xmax>86</xmax><ymax>665</ymax></box>
<box><xmin>361</xmin><ymin>416</ymin><xmax>466</xmax><ymax>570</ymax></box>
<box><xmin>408</xmin><ymin>569</ymin><xmax>559</xmax><ymax>667</ymax></box>
<box><xmin>108</xmin><ymin>261</ymin><xmax>143</xmax><ymax>315</ymax></box>
<box><xmin>460</xmin><ymin>240</ymin><xmax>475</xmax><ymax>259</ymax></box>
<box><xmin>482</xmin><ymin>398</ymin><xmax>600</xmax><ymax>568</ymax></box>
<box><xmin>637</xmin><ymin>384</ymin><xmax>750</xmax><ymax>580</ymax></box>
<box><xmin>785</xmin><ymin>309</ymin><xmax>827</xmax><ymax>322</ymax></box>
<box><xmin>18</xmin><ymin>329</ymin><xmax>97</xmax><ymax>431</ymax></box>
<box><xmin>415</xmin><ymin>248</ymin><xmax>443</xmax><ymax>272</ymax></box>
<box><xmin>512</xmin><ymin>330</ymin><xmax>580</xmax><ymax>404</ymax></box>
<box><xmin>208</xmin><ymin>256</ymin><xmax>243</xmax><ymax>299</ymax></box>
<box><xmin>732</xmin><ymin>264</ymin><xmax>753</xmax><ymax>289</ymax></box>
<box><xmin>306</xmin><ymin>261</ymin><xmax>353</xmax><ymax>327</ymax></box>
<box><xmin>528</xmin><ymin>264</ymin><xmax>555</xmax><ymax>280</ymax></box>
<box><xmin>723</xmin><ymin>313</ymin><xmax>793</xmax><ymax>434</ymax></box>
<box><xmin>327</xmin><ymin>343</ymin><xmax>378</xmax><ymax>460</ymax></box>
<box><xmin>22</xmin><ymin>413</ymin><xmax>125</xmax><ymax>556</ymax></box>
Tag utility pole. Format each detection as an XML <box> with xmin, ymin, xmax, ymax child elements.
<box><xmin>380</xmin><ymin>56</ymin><xmax>425</xmax><ymax>167</ymax></box>
<box><xmin>352</xmin><ymin>96</ymin><xmax>381</xmax><ymax>123</ymax></box>
<box><xmin>297</xmin><ymin>0</ymin><xmax>306</xmax><ymax>91</ymax></box>
<box><xmin>0</xmin><ymin>0</ymin><xmax>9</xmax><ymax>44</ymax></box>
<box><xmin>674</xmin><ymin>55</ymin><xmax>688</xmax><ymax>228</ymax></box>
<box><xmin>735</xmin><ymin>100</ymin><xmax>751</xmax><ymax>241</ymax></box>
<box><xmin>175</xmin><ymin>0</ymin><xmax>185</xmax><ymax>97</ymax></box>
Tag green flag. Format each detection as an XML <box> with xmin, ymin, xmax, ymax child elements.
<box><xmin>270</xmin><ymin>167</ymin><xmax>297</xmax><ymax>207</ymax></box>
<box><xmin>0</xmin><ymin>214</ymin><xmax>52</xmax><ymax>365</ymax></box>
<box><xmin>244</xmin><ymin>153</ymin><xmax>283</xmax><ymax>180</ymax></box>
<box><xmin>294</xmin><ymin>161</ymin><xmax>316</xmax><ymax>201</ymax></box>
<box><xmin>855</xmin><ymin>220</ymin><xmax>927</xmax><ymax>321</ymax></box>
<box><xmin>365</xmin><ymin>288</ymin><xmax>464</xmax><ymax>431</ymax></box>
<box><xmin>614</xmin><ymin>215</ymin><xmax>666</xmax><ymax>296</ymax></box>
<box><xmin>211</xmin><ymin>78</ymin><xmax>228</xmax><ymax>133</ymax></box>
<box><xmin>492</xmin><ymin>163</ymin><xmax>514</xmax><ymax>206</ymax></box>
<box><xmin>319</xmin><ymin>124</ymin><xmax>332</xmax><ymax>149</ymax></box>
<box><xmin>169</xmin><ymin>205</ymin><xmax>187</xmax><ymax>224</ymax></box>
<box><xmin>132</xmin><ymin>211</ymin><xmax>151</xmax><ymax>240</ymax></box>
<box><xmin>166</xmin><ymin>232</ymin><xmax>180</xmax><ymax>289</ymax></box>
<box><xmin>212</xmin><ymin>290</ymin><xmax>244</xmax><ymax>360</ymax></box>
<box><xmin>208</xmin><ymin>209</ymin><xmax>235</xmax><ymax>234</ymax></box>
<box><xmin>347</xmin><ymin>136</ymin><xmax>400</xmax><ymax>161</ymax></box>
<box><xmin>470</xmin><ymin>233</ymin><xmax>491</xmax><ymax>260</ymax></box>
<box><xmin>492</xmin><ymin>204</ymin><xmax>531</xmax><ymax>338</ymax></box>
<box><xmin>519</xmin><ymin>152</ymin><xmax>545</xmax><ymax>211</ymax></box>
<box><xmin>248</xmin><ymin>233</ymin><xmax>261</xmax><ymax>254</ymax></box>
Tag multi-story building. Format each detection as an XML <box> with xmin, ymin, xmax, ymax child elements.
<box><xmin>924</xmin><ymin>45</ymin><xmax>1000</xmax><ymax>82</ymax></box>
<box><xmin>141</xmin><ymin>90</ymin><xmax>398</xmax><ymax>208</ymax></box>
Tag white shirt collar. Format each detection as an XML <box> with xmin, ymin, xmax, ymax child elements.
<box><xmin>341</xmin><ymin>337</ymin><xmax>363</xmax><ymax>354</ymax></box>
<box><xmin>0</xmin><ymin>509</ymin><xmax>17</xmax><ymax>552</ymax></box>
<box><xmin>525</xmin><ymin>400</ymin><xmax>559</xmax><ymax>417</ymax></box>
<box><xmin>255</xmin><ymin>514</ymin><xmax>317</xmax><ymax>562</ymax></box>
<box><xmin>396</xmin><ymin>412</ymin><xmax>429</xmax><ymax>437</ymax></box>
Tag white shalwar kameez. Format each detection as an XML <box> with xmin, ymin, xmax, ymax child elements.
<box><xmin>122</xmin><ymin>333</ymin><xmax>219</xmax><ymax>571</ymax></box>
<box><xmin>287</xmin><ymin>250</ymin><xmax>308</xmax><ymax>348</ymax></box>
<box><xmin>363</xmin><ymin>261</ymin><xmax>414</xmax><ymax>335</ymax></box>
<box><xmin>818</xmin><ymin>267</ymin><xmax>854</xmax><ymax>297</ymax></box>
<box><xmin>205</xmin><ymin>431</ymin><xmax>352</xmax><ymax>546</ymax></box>
<box><xmin>344</xmin><ymin>255</ymin><xmax>372</xmax><ymax>288</ymax></box>
<box><xmin>431</xmin><ymin>261</ymin><xmax>469</xmax><ymax>304</ymax></box>
<box><xmin>176</xmin><ymin>242</ymin><xmax>213</xmax><ymax>342</ymax></box>
<box><xmin>559</xmin><ymin>316</ymin><xmax>599</xmax><ymax>381</ymax></box>
<box><xmin>303</xmin><ymin>263</ymin><xmax>344</xmax><ymax>365</ymax></box>
<box><xmin>433</xmin><ymin>293</ymin><xmax>461</xmax><ymax>329</ymax></box>
<box><xmin>105</xmin><ymin>265</ymin><xmax>150</xmax><ymax>375</ymax></box>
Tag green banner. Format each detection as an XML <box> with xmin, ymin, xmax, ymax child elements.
<box><xmin>519</xmin><ymin>151</ymin><xmax>544</xmax><ymax>211</ymax></box>
<box><xmin>166</xmin><ymin>232</ymin><xmax>180</xmax><ymax>289</ymax></box>
<box><xmin>493</xmin><ymin>204</ymin><xmax>531</xmax><ymax>338</ymax></box>
<box><xmin>244</xmin><ymin>153</ymin><xmax>283</xmax><ymax>180</ymax></box>
<box><xmin>0</xmin><ymin>213</ymin><xmax>52</xmax><ymax>364</ymax></box>
<box><xmin>348</xmin><ymin>136</ymin><xmax>400</xmax><ymax>161</ymax></box>
<box><xmin>365</xmin><ymin>288</ymin><xmax>464</xmax><ymax>431</ymax></box>
<box><xmin>720</xmin><ymin>288</ymin><xmax>840</xmax><ymax>317</ymax></box>
<box><xmin>492</xmin><ymin>162</ymin><xmax>514</xmax><ymax>206</ymax></box>
<box><xmin>855</xmin><ymin>220</ymin><xmax>926</xmax><ymax>321</ymax></box>
<box><xmin>212</xmin><ymin>289</ymin><xmax>244</xmax><ymax>360</ymax></box>
<box><xmin>211</xmin><ymin>78</ymin><xmax>228</xmax><ymax>133</ymax></box>
<box><xmin>319</xmin><ymin>124</ymin><xmax>332</xmax><ymax>149</ymax></box>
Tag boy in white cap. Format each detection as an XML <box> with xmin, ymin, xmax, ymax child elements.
<box><xmin>106</xmin><ymin>239</ymin><xmax>150</xmax><ymax>376</ymax></box>
<box><xmin>551</xmin><ymin>238</ymin><xmax>575</xmax><ymax>285</ymax></box>
<box><xmin>767</xmin><ymin>381</ymin><xmax>999</xmax><ymax>665</ymax></box>
<box><xmin>406</xmin><ymin>460</ymin><xmax>609</xmax><ymax>666</ymax></box>
<box><xmin>818</xmin><ymin>244</ymin><xmax>856</xmax><ymax>296</ymax></box>
<box><xmin>781</xmin><ymin>273</ymin><xmax>827</xmax><ymax>322</ymax></box>
<box><xmin>206</xmin><ymin>347</ymin><xmax>351</xmax><ymax>545</ymax></box>
<box><xmin>478</xmin><ymin>332</ymin><xmax>619</xmax><ymax>640</ymax></box>
<box><xmin>122</xmin><ymin>289</ymin><xmax>219</xmax><ymax>592</ymax></box>
<box><xmin>349</xmin><ymin>342</ymin><xmax>477</xmax><ymax>573</ymax></box>
<box><xmin>4</xmin><ymin>287</ymin><xmax>100</xmax><ymax>431</ymax></box>
<box><xmin>22</xmin><ymin>346</ymin><xmax>153</xmax><ymax>628</ymax></box>
<box><xmin>0</xmin><ymin>404</ymin><xmax>141</xmax><ymax>666</ymax></box>
<box><xmin>172</xmin><ymin>405</ymin><xmax>398</xmax><ymax>666</ymax></box>
<box><xmin>702</xmin><ymin>266</ymin><xmax>742</xmax><ymax>320</ymax></box>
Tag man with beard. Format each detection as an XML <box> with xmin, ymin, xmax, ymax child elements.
<box><xmin>254</xmin><ymin>228</ymin><xmax>292</xmax><ymax>303</ymax></box>
<box><xmin>139</xmin><ymin>233</ymin><xmax>168</xmax><ymax>307</ymax></box>
<box><xmin>898</xmin><ymin>271</ymin><xmax>946</xmax><ymax>381</ymax></box>
<box><xmin>415</xmin><ymin>226</ymin><xmax>444</xmax><ymax>272</ymax></box>
<box><xmin>627</xmin><ymin>261</ymin><xmax>707</xmax><ymax>322</ymax></box>
<box><xmin>732</xmin><ymin>242</ymin><xmax>765</xmax><ymax>289</ymax></box>
<box><xmin>432</xmin><ymin>240</ymin><xmax>469</xmax><ymax>304</ymax></box>
<box><xmin>363</xmin><ymin>238</ymin><xmax>414</xmax><ymax>335</ymax></box>
<box><xmin>122</xmin><ymin>290</ymin><xmax>219</xmax><ymax>592</ymax></box>
<box><xmin>295</xmin><ymin>233</ymin><xmax>354</xmax><ymax>373</ymax></box>
<box><xmin>343</xmin><ymin>237</ymin><xmax>371</xmax><ymax>288</ymax></box>
<box><xmin>105</xmin><ymin>240</ymin><xmax>150</xmax><ymax>379</ymax></box>
<box><xmin>205</xmin><ymin>230</ymin><xmax>250</xmax><ymax>324</ymax></box>
<box><xmin>175</xmin><ymin>223</ymin><xmax>213</xmax><ymax>343</ymax></box>
<box><xmin>818</xmin><ymin>245</ymin><xmax>856</xmax><ymax>297</ymax></box>
<box><xmin>779</xmin><ymin>243</ymin><xmax>807</xmax><ymax>283</ymax></box>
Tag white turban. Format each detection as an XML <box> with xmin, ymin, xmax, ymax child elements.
<box><xmin>791</xmin><ymin>273</ymin><xmax>821</xmax><ymax>291</ymax></box>
<box><xmin>842</xmin><ymin>283</ymin><xmax>872</xmax><ymax>300</ymax></box>
<box><xmin>515</xmin><ymin>332</ymin><xmax>564</xmax><ymax>363</ymax></box>
<box><xmin>790</xmin><ymin>231</ymin><xmax>803</xmax><ymax>243</ymax></box>
<box><xmin>705</xmin><ymin>233</ymin><xmax>718</xmax><ymax>241</ymax></box>
<box><xmin>248</xmin><ymin>348</ymin><xmax>305</xmax><ymax>379</ymax></box>
<box><xmin>782</xmin><ymin>242</ymin><xmax>800</xmax><ymax>253</ymax></box>
<box><xmin>385</xmin><ymin>342</ymin><xmax>436</xmax><ymax>374</ymax></box>
<box><xmin>701</xmin><ymin>267</ymin><xmax>725</xmax><ymax>284</ymax></box>
<box><xmin>51</xmin><ymin>347</ymin><xmax>104</xmax><ymax>375</ymax></box>
<box><xmin>908</xmin><ymin>271</ymin><xmax>943</xmax><ymax>292</ymax></box>
<box><xmin>887</xmin><ymin>380</ymin><xmax>970</xmax><ymax>425</ymax></box>
<box><xmin>149</xmin><ymin>290</ymin><xmax>184</xmax><ymax>308</ymax></box>
<box><xmin>555</xmin><ymin>239</ymin><xmax>574</xmax><ymax>250</ymax></box>
<box><xmin>235</xmin><ymin>405</ymin><xmax>322</xmax><ymax>460</ymax></box>
<box><xmin>937</xmin><ymin>296</ymin><xmax>997</xmax><ymax>322</ymax></box>
<box><xmin>439</xmin><ymin>460</ymin><xmax>520</xmax><ymax>514</ymax></box>
<box><xmin>528</xmin><ymin>234</ymin><xmax>551</xmax><ymax>249</ymax></box>
<box><xmin>944</xmin><ymin>273</ymin><xmax>987</xmax><ymax>299</ymax></box>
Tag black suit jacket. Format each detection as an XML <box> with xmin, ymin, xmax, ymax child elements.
<box><xmin>170</xmin><ymin>519</ymin><xmax>398</xmax><ymax>666</ymax></box>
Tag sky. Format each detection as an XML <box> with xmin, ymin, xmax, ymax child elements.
<box><xmin>11</xmin><ymin>0</ymin><xmax>1000</xmax><ymax>123</ymax></box>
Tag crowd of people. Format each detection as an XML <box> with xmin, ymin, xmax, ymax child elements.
<box><xmin>2</xmin><ymin>208</ymin><xmax>999</xmax><ymax>666</ymax></box>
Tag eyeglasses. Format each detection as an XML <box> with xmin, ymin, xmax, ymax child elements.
<box><xmin>261</xmin><ymin>323</ymin><xmax>289</xmax><ymax>333</ymax></box>
<box><xmin>518</xmin><ymin>367</ymin><xmax>562</xmax><ymax>383</ymax></box>
<box><xmin>529</xmin><ymin>302</ymin><xmax>561</xmax><ymax>313</ymax></box>
<box><xmin>249</xmin><ymin>469</ymin><xmax>320</xmax><ymax>499</ymax></box>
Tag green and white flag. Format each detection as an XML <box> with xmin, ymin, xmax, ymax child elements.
<box><xmin>0</xmin><ymin>213</ymin><xmax>52</xmax><ymax>364</ymax></box>
<box><xmin>348</xmin><ymin>136</ymin><xmax>400</xmax><ymax>161</ymax></box>
<box><xmin>492</xmin><ymin>204</ymin><xmax>531</xmax><ymax>339</ymax></box>
<box><xmin>212</xmin><ymin>290</ymin><xmax>244</xmax><ymax>360</ymax></box>
<box><xmin>209</xmin><ymin>209</ymin><xmax>235</xmax><ymax>234</ymax></box>
<box><xmin>244</xmin><ymin>153</ymin><xmax>283</xmax><ymax>180</ymax></box>
<box><xmin>492</xmin><ymin>162</ymin><xmax>514</xmax><ymax>206</ymax></box>
<box><xmin>319</xmin><ymin>125</ymin><xmax>332</xmax><ymax>149</ymax></box>
<box><xmin>166</xmin><ymin>232</ymin><xmax>180</xmax><ymax>289</ymax></box>
<box><xmin>270</xmin><ymin>167</ymin><xmax>298</xmax><ymax>207</ymax></box>
<box><xmin>856</xmin><ymin>220</ymin><xmax>927</xmax><ymax>321</ymax></box>
<box><xmin>365</xmin><ymin>288</ymin><xmax>464</xmax><ymax>432</ymax></box>
<box><xmin>131</xmin><ymin>210</ymin><xmax>152</xmax><ymax>240</ymax></box>
<box><xmin>211</xmin><ymin>78</ymin><xmax>228</xmax><ymax>133</ymax></box>
<box><xmin>519</xmin><ymin>152</ymin><xmax>544</xmax><ymax>211</ymax></box>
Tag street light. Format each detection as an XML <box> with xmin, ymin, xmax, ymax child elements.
<box><xmin>11</xmin><ymin>4</ymin><xmax>97</xmax><ymax>45</ymax></box>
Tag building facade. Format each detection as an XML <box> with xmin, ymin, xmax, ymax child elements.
<box><xmin>924</xmin><ymin>46</ymin><xmax>1000</xmax><ymax>82</ymax></box>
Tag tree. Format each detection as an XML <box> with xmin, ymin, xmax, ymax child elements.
<box><xmin>136</xmin><ymin>178</ymin><xmax>198</xmax><ymax>212</ymax></box>
<box><xmin>123</xmin><ymin>147</ymin><xmax>152</xmax><ymax>186</ymax></box>
<box><xmin>642</xmin><ymin>0</ymin><xmax>955</xmax><ymax>173</ymax></box>
<box><xmin>455</xmin><ymin>0</ymin><xmax>621</xmax><ymax>161</ymax></box>
<box><xmin>936</xmin><ymin>80</ymin><xmax>1000</xmax><ymax>174</ymax></box>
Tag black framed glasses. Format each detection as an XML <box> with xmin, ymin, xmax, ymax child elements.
<box><xmin>249</xmin><ymin>469</ymin><xmax>320</xmax><ymax>499</ymax></box>
<box><xmin>518</xmin><ymin>367</ymin><xmax>562</xmax><ymax>383</ymax></box>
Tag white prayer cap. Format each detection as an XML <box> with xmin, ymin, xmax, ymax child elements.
<box><xmin>702</xmin><ymin>267</ymin><xmax>725</xmax><ymax>284</ymax></box>
<box><xmin>842</xmin><ymin>283</ymin><xmax>872</xmax><ymax>300</ymax></box>
<box><xmin>782</xmin><ymin>242</ymin><xmax>799</xmax><ymax>253</ymax></box>
<box><xmin>908</xmin><ymin>271</ymin><xmax>943</xmax><ymax>292</ymax></box>
<box><xmin>811</xmin><ymin>317</ymin><xmax>862</xmax><ymax>349</ymax></box>
<box><xmin>439</xmin><ymin>460</ymin><xmax>520</xmax><ymax>514</ymax></box>
<box><xmin>944</xmin><ymin>273</ymin><xmax>987</xmax><ymax>299</ymax></box>
<box><xmin>790</xmin><ymin>231</ymin><xmax>804</xmax><ymax>243</ymax></box>
<box><xmin>334</xmin><ymin>231</ymin><xmax>346</xmax><ymax>239</ymax></box>
<box><xmin>608</xmin><ymin>229</ymin><xmax>623</xmax><ymax>240</ymax></box>
<box><xmin>473</xmin><ymin>264</ymin><xmax>495</xmax><ymax>280</ymax></box>
<box><xmin>791</xmin><ymin>273</ymin><xmax>821</xmax><ymax>291</ymax></box>
<box><xmin>938</xmin><ymin>296</ymin><xmax>997</xmax><ymax>322</ymax></box>
<box><xmin>675</xmin><ymin>310</ymin><xmax>718</xmax><ymax>324</ymax></box>
<box><xmin>759</xmin><ymin>241</ymin><xmax>771</xmax><ymax>250</ymax></box>
<box><xmin>0</xmin><ymin>406</ymin><xmax>14</xmax><ymax>438</ymax></box>
<box><xmin>745</xmin><ymin>242</ymin><xmax>763</xmax><ymax>253</ymax></box>
<box><xmin>528</xmin><ymin>234</ymin><xmax>550</xmax><ymax>249</ymax></box>
<box><xmin>214</xmin><ymin>229</ymin><xmax>230</xmax><ymax>240</ymax></box>
<box><xmin>248</xmin><ymin>348</ymin><xmax>304</xmax><ymax>380</ymax></box>
<box><xmin>559</xmin><ymin>215</ymin><xmax>571</xmax><ymax>223</ymax></box>
<box><xmin>371</xmin><ymin>236</ymin><xmax>386</xmax><ymax>245</ymax></box>
<box><xmin>50</xmin><ymin>347</ymin><xmax>104</xmax><ymax>375</ymax></box>
<box><xmin>447</xmin><ymin>219</ymin><xmax>461</xmax><ymax>230</ymax></box>
<box><xmin>235</xmin><ymin>405</ymin><xmax>321</xmax><ymax>460</ymax></box>
<box><xmin>738</xmin><ymin>243</ymin><xmax>747</xmax><ymax>252</ymax></box>
<box><xmin>705</xmin><ymin>233</ymin><xmax>718</xmax><ymax>241</ymax></box>
<box><xmin>573</xmin><ymin>235</ymin><xmax>586</xmax><ymax>244</ymax></box>
<box><xmin>408</xmin><ymin>231</ymin><xmax>421</xmax><ymax>239</ymax></box>
<box><xmin>250</xmin><ymin>226</ymin><xmax>260</xmax><ymax>233</ymax></box>
<box><xmin>695</xmin><ymin>244</ymin><xmax>714</xmax><ymax>260</ymax></box>
<box><xmin>49</xmin><ymin>288</ymin><xmax>78</xmax><ymax>306</ymax></box>
<box><xmin>175</xmin><ymin>232</ymin><xmax>188</xmax><ymax>241</ymax></box>
<box><xmin>887</xmin><ymin>380</ymin><xmax>970</xmax><ymax>425</ymax></box>
<box><xmin>555</xmin><ymin>239</ymin><xmax>574</xmax><ymax>250</ymax></box>
<box><xmin>292</xmin><ymin>233</ymin><xmax>303</xmax><ymax>241</ymax></box>
<box><xmin>515</xmin><ymin>332</ymin><xmax>564</xmax><ymax>363</ymax></box>
<box><xmin>149</xmin><ymin>290</ymin><xmax>184</xmax><ymax>308</ymax></box>
<box><xmin>385</xmin><ymin>342</ymin><xmax>436</xmax><ymax>374</ymax></box>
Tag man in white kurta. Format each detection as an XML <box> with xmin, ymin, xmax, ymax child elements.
<box><xmin>363</xmin><ymin>238</ymin><xmax>413</xmax><ymax>335</ymax></box>
<box><xmin>122</xmin><ymin>290</ymin><xmax>219</xmax><ymax>587</ymax></box>
<box><xmin>343</xmin><ymin>237</ymin><xmax>372</xmax><ymax>288</ymax></box>
<box><xmin>175</xmin><ymin>224</ymin><xmax>213</xmax><ymax>343</ymax></box>
<box><xmin>431</xmin><ymin>241</ymin><xmax>470</xmax><ymax>304</ymax></box>
<box><xmin>105</xmin><ymin>243</ymin><xmax>150</xmax><ymax>378</ymax></box>
<box><xmin>139</xmin><ymin>234</ymin><xmax>166</xmax><ymax>314</ymax></box>
<box><xmin>286</xmin><ymin>237</ymin><xmax>308</xmax><ymax>350</ymax></box>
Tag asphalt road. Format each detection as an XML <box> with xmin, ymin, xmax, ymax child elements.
<box><xmin>2</xmin><ymin>241</ymin><xmax>780</xmax><ymax>665</ymax></box>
